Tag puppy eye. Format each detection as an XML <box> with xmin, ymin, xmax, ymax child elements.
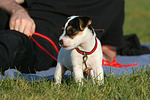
<box><xmin>66</xmin><ymin>29</ymin><xmax>77</xmax><ymax>37</ymax></box>
<box><xmin>70</xmin><ymin>29</ymin><xmax>75</xmax><ymax>33</ymax></box>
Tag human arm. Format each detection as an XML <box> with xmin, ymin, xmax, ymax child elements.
<box><xmin>0</xmin><ymin>0</ymin><xmax>35</xmax><ymax>36</ymax></box>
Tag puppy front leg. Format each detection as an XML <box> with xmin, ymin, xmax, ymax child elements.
<box><xmin>89</xmin><ymin>70</ymin><xmax>96</xmax><ymax>84</ymax></box>
<box><xmin>92</xmin><ymin>65</ymin><xmax>104</xmax><ymax>85</ymax></box>
<box><xmin>73</xmin><ymin>65</ymin><xmax>84</xmax><ymax>85</ymax></box>
<box><xmin>54</xmin><ymin>63</ymin><xmax>64</xmax><ymax>85</ymax></box>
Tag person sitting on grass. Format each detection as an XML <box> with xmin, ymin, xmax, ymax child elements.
<box><xmin>0</xmin><ymin>0</ymin><xmax>125</xmax><ymax>74</ymax></box>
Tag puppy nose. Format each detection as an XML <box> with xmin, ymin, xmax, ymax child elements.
<box><xmin>59</xmin><ymin>39</ymin><xmax>63</xmax><ymax>46</ymax></box>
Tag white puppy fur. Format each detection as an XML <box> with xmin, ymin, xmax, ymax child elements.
<box><xmin>54</xmin><ymin>16</ymin><xmax>104</xmax><ymax>85</ymax></box>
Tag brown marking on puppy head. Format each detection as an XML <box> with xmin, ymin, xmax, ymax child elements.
<box><xmin>70</xmin><ymin>31</ymin><xmax>83</xmax><ymax>39</ymax></box>
<box><xmin>67</xmin><ymin>25</ymin><xmax>73</xmax><ymax>31</ymax></box>
<box><xmin>70</xmin><ymin>17</ymin><xmax>92</xmax><ymax>39</ymax></box>
<box><xmin>65</xmin><ymin>24</ymin><xmax>82</xmax><ymax>39</ymax></box>
<box><xmin>78</xmin><ymin>18</ymin><xmax>92</xmax><ymax>31</ymax></box>
<box><xmin>62</xmin><ymin>16</ymin><xmax>92</xmax><ymax>39</ymax></box>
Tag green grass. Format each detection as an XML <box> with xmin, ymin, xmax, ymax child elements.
<box><xmin>0</xmin><ymin>66</ymin><xmax>149</xmax><ymax>100</ymax></box>
<box><xmin>124</xmin><ymin>0</ymin><xmax>150</xmax><ymax>43</ymax></box>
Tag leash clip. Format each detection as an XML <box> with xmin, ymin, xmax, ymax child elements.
<box><xmin>83</xmin><ymin>52</ymin><xmax>90</xmax><ymax>73</ymax></box>
<box><xmin>83</xmin><ymin>52</ymin><xmax>88</xmax><ymax>63</ymax></box>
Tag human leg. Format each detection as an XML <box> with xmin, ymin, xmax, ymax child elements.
<box><xmin>0</xmin><ymin>30</ymin><xmax>36</xmax><ymax>74</ymax></box>
<box><xmin>100</xmin><ymin>0</ymin><xmax>125</xmax><ymax>62</ymax></box>
<box><xmin>0</xmin><ymin>8</ymin><xmax>9</xmax><ymax>30</ymax></box>
<box><xmin>102</xmin><ymin>45</ymin><xmax>116</xmax><ymax>62</ymax></box>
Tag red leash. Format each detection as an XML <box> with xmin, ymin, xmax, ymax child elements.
<box><xmin>30</xmin><ymin>32</ymin><xmax>139</xmax><ymax>68</ymax></box>
<box><xmin>29</xmin><ymin>32</ymin><xmax>59</xmax><ymax>61</ymax></box>
<box><xmin>102</xmin><ymin>57</ymin><xmax>139</xmax><ymax>68</ymax></box>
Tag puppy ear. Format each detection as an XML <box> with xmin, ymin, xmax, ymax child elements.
<box><xmin>78</xmin><ymin>17</ymin><xmax>92</xmax><ymax>31</ymax></box>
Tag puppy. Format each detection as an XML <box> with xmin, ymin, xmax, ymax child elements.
<box><xmin>54</xmin><ymin>16</ymin><xmax>104</xmax><ymax>85</ymax></box>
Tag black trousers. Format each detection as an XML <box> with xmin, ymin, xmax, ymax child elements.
<box><xmin>0</xmin><ymin>10</ymin><xmax>58</xmax><ymax>74</ymax></box>
<box><xmin>0</xmin><ymin>30</ymin><xmax>36</xmax><ymax>74</ymax></box>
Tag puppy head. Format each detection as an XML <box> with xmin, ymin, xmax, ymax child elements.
<box><xmin>59</xmin><ymin>16</ymin><xmax>92</xmax><ymax>50</ymax></box>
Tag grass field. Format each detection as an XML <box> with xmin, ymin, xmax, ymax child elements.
<box><xmin>124</xmin><ymin>0</ymin><xmax>150</xmax><ymax>43</ymax></box>
<box><xmin>0</xmin><ymin>0</ymin><xmax>150</xmax><ymax>100</ymax></box>
<box><xmin>0</xmin><ymin>66</ymin><xmax>149</xmax><ymax>100</ymax></box>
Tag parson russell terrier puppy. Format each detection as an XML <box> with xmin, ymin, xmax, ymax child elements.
<box><xmin>54</xmin><ymin>16</ymin><xmax>104</xmax><ymax>85</ymax></box>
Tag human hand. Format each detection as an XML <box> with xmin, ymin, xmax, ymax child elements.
<box><xmin>9</xmin><ymin>9</ymin><xmax>35</xmax><ymax>36</ymax></box>
<box><xmin>15</xmin><ymin>0</ymin><xmax>25</xmax><ymax>4</ymax></box>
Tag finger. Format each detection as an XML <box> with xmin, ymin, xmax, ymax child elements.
<box><xmin>9</xmin><ymin>20</ymin><xmax>15</xmax><ymax>30</ymax></box>
<box><xmin>30</xmin><ymin>23</ymin><xmax>36</xmax><ymax>36</ymax></box>
<box><xmin>24</xmin><ymin>21</ymin><xmax>36</xmax><ymax>36</ymax></box>
<box><xmin>14</xmin><ymin>19</ymin><xmax>20</xmax><ymax>31</ymax></box>
<box><xmin>23</xmin><ymin>22</ymin><xmax>33</xmax><ymax>36</ymax></box>
<box><xmin>18</xmin><ymin>20</ymin><xmax>26</xmax><ymax>33</ymax></box>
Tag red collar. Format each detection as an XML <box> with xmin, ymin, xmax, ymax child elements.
<box><xmin>75</xmin><ymin>37</ymin><xmax>98</xmax><ymax>55</ymax></box>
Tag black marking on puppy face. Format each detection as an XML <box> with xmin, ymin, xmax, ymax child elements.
<box><xmin>78</xmin><ymin>17</ymin><xmax>92</xmax><ymax>30</ymax></box>
<box><xmin>63</xmin><ymin>16</ymin><xmax>92</xmax><ymax>39</ymax></box>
